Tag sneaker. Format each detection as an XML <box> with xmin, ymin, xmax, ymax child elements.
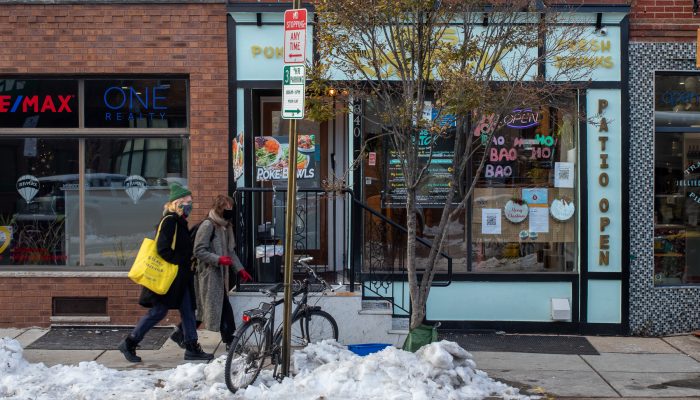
<box><xmin>118</xmin><ymin>336</ymin><xmax>142</xmax><ymax>363</ymax></box>
<box><xmin>184</xmin><ymin>341</ymin><xmax>214</xmax><ymax>361</ymax></box>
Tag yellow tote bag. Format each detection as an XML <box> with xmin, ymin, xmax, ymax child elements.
<box><xmin>128</xmin><ymin>216</ymin><xmax>178</xmax><ymax>295</ymax></box>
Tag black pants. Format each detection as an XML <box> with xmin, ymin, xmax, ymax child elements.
<box><xmin>220</xmin><ymin>292</ymin><xmax>236</xmax><ymax>344</ymax></box>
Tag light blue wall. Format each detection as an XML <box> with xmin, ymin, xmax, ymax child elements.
<box><xmin>587</xmin><ymin>280</ymin><xmax>621</xmax><ymax>323</ymax></box>
<box><xmin>419</xmin><ymin>281</ymin><xmax>573</xmax><ymax>321</ymax></box>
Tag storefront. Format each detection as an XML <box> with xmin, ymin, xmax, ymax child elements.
<box><xmin>229</xmin><ymin>4</ymin><xmax>630</xmax><ymax>334</ymax></box>
<box><xmin>0</xmin><ymin>1</ymin><xmax>228</xmax><ymax>328</ymax></box>
<box><xmin>628</xmin><ymin>36</ymin><xmax>700</xmax><ymax>335</ymax></box>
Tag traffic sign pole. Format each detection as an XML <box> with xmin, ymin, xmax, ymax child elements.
<box><xmin>281</xmin><ymin>0</ymin><xmax>304</xmax><ymax>379</ymax></box>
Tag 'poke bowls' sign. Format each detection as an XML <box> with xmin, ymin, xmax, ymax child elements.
<box><xmin>255</xmin><ymin>135</ymin><xmax>317</xmax><ymax>181</ymax></box>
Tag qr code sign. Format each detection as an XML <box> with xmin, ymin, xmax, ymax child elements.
<box><xmin>486</xmin><ymin>215</ymin><xmax>496</xmax><ymax>226</ymax></box>
<box><xmin>558</xmin><ymin>168</ymin><xmax>570</xmax><ymax>181</ymax></box>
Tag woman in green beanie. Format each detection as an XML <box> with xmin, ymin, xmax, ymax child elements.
<box><xmin>118</xmin><ymin>183</ymin><xmax>214</xmax><ymax>363</ymax></box>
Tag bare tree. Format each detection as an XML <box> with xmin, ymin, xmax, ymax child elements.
<box><xmin>311</xmin><ymin>0</ymin><xmax>597</xmax><ymax>330</ymax></box>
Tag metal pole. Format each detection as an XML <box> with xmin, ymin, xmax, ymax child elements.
<box><xmin>281</xmin><ymin>118</ymin><xmax>299</xmax><ymax>377</ymax></box>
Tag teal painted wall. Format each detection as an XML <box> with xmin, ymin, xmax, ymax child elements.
<box><xmin>587</xmin><ymin>280</ymin><xmax>621</xmax><ymax>323</ymax></box>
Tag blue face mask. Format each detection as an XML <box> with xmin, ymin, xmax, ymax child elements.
<box><xmin>180</xmin><ymin>203</ymin><xmax>193</xmax><ymax>218</ymax></box>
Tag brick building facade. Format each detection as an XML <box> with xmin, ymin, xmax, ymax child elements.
<box><xmin>0</xmin><ymin>1</ymin><xmax>229</xmax><ymax>327</ymax></box>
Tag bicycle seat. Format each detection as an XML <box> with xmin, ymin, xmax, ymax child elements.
<box><xmin>260</xmin><ymin>283</ymin><xmax>284</xmax><ymax>297</ymax></box>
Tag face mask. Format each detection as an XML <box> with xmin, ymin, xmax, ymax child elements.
<box><xmin>223</xmin><ymin>209</ymin><xmax>235</xmax><ymax>220</ymax></box>
<box><xmin>180</xmin><ymin>203</ymin><xmax>193</xmax><ymax>218</ymax></box>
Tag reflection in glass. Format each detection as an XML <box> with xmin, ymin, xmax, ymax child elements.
<box><xmin>654</xmin><ymin>131</ymin><xmax>700</xmax><ymax>286</ymax></box>
<box><xmin>76</xmin><ymin>138</ymin><xmax>188</xmax><ymax>267</ymax></box>
<box><xmin>0</xmin><ymin>138</ymin><xmax>78</xmax><ymax>265</ymax></box>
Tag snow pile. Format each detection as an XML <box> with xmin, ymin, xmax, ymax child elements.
<box><xmin>0</xmin><ymin>336</ymin><xmax>532</xmax><ymax>400</ymax></box>
<box><xmin>240</xmin><ymin>340</ymin><xmax>529</xmax><ymax>400</ymax></box>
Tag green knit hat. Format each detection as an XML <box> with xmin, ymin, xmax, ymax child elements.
<box><xmin>168</xmin><ymin>183</ymin><xmax>192</xmax><ymax>202</ymax></box>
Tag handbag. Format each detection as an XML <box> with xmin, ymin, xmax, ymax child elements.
<box><xmin>128</xmin><ymin>216</ymin><xmax>178</xmax><ymax>295</ymax></box>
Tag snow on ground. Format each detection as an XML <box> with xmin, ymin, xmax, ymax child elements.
<box><xmin>0</xmin><ymin>337</ymin><xmax>533</xmax><ymax>400</ymax></box>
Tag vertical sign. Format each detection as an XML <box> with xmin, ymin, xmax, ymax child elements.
<box><xmin>284</xmin><ymin>9</ymin><xmax>307</xmax><ymax>64</ymax></box>
<box><xmin>282</xmin><ymin>65</ymin><xmax>305</xmax><ymax>119</ymax></box>
<box><xmin>697</xmin><ymin>29</ymin><xmax>700</xmax><ymax>68</ymax></box>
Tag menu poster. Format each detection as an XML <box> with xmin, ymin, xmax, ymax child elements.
<box><xmin>529</xmin><ymin>207</ymin><xmax>550</xmax><ymax>233</ymax></box>
<box><xmin>384</xmin><ymin>131</ymin><xmax>456</xmax><ymax>208</ymax></box>
<box><xmin>255</xmin><ymin>135</ymin><xmax>319</xmax><ymax>182</ymax></box>
<box><xmin>481</xmin><ymin>209</ymin><xmax>502</xmax><ymax>235</ymax></box>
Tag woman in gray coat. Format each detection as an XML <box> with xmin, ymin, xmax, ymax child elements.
<box><xmin>193</xmin><ymin>195</ymin><xmax>253</xmax><ymax>349</ymax></box>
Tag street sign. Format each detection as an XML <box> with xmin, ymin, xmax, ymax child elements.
<box><xmin>284</xmin><ymin>9</ymin><xmax>307</xmax><ymax>64</ymax></box>
<box><xmin>282</xmin><ymin>64</ymin><xmax>305</xmax><ymax>119</ymax></box>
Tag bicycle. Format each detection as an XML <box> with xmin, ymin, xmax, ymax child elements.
<box><xmin>224</xmin><ymin>256</ymin><xmax>339</xmax><ymax>393</ymax></box>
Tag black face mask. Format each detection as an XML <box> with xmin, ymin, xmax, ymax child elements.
<box><xmin>223</xmin><ymin>209</ymin><xmax>235</xmax><ymax>220</ymax></box>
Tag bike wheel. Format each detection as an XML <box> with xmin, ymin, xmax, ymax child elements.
<box><xmin>225</xmin><ymin>318</ymin><xmax>268</xmax><ymax>393</ymax></box>
<box><xmin>290</xmin><ymin>310</ymin><xmax>339</xmax><ymax>347</ymax></box>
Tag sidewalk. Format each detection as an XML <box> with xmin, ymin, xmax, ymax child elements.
<box><xmin>3</xmin><ymin>328</ymin><xmax>700</xmax><ymax>399</ymax></box>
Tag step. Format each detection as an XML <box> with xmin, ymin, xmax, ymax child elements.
<box><xmin>392</xmin><ymin>317</ymin><xmax>410</xmax><ymax>331</ymax></box>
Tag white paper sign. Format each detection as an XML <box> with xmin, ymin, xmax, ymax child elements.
<box><xmin>481</xmin><ymin>208</ymin><xmax>502</xmax><ymax>235</ymax></box>
<box><xmin>529</xmin><ymin>207</ymin><xmax>550</xmax><ymax>233</ymax></box>
<box><xmin>554</xmin><ymin>162</ymin><xmax>575</xmax><ymax>188</ymax></box>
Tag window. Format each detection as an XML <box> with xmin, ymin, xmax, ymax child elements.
<box><xmin>360</xmin><ymin>97</ymin><xmax>579</xmax><ymax>274</ymax></box>
<box><xmin>654</xmin><ymin>73</ymin><xmax>700</xmax><ymax>285</ymax></box>
<box><xmin>0</xmin><ymin>138</ymin><xmax>79</xmax><ymax>265</ymax></box>
<box><xmin>471</xmin><ymin>105</ymin><xmax>578</xmax><ymax>272</ymax></box>
<box><xmin>0</xmin><ymin>76</ymin><xmax>189</xmax><ymax>269</ymax></box>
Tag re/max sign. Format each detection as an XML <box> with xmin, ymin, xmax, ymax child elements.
<box><xmin>0</xmin><ymin>95</ymin><xmax>74</xmax><ymax>113</ymax></box>
<box><xmin>103</xmin><ymin>86</ymin><xmax>168</xmax><ymax>122</ymax></box>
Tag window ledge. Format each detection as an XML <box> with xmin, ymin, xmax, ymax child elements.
<box><xmin>0</xmin><ymin>270</ymin><xmax>128</xmax><ymax>278</ymax></box>
<box><xmin>50</xmin><ymin>316</ymin><xmax>111</xmax><ymax>324</ymax></box>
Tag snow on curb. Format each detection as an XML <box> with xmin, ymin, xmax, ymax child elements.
<box><xmin>0</xmin><ymin>336</ymin><xmax>534</xmax><ymax>400</ymax></box>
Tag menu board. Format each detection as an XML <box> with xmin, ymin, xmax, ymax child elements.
<box><xmin>255</xmin><ymin>135</ymin><xmax>318</xmax><ymax>182</ymax></box>
<box><xmin>384</xmin><ymin>131</ymin><xmax>455</xmax><ymax>208</ymax></box>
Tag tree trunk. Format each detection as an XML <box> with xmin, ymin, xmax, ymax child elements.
<box><xmin>405</xmin><ymin>187</ymin><xmax>426</xmax><ymax>330</ymax></box>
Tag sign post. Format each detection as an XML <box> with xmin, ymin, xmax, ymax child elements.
<box><xmin>281</xmin><ymin>3</ymin><xmax>306</xmax><ymax>378</ymax></box>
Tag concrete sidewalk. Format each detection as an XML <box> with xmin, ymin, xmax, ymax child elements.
<box><xmin>3</xmin><ymin>328</ymin><xmax>700</xmax><ymax>399</ymax></box>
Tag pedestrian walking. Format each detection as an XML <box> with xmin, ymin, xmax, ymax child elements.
<box><xmin>118</xmin><ymin>183</ymin><xmax>214</xmax><ymax>363</ymax></box>
<box><xmin>192</xmin><ymin>194</ymin><xmax>252</xmax><ymax>351</ymax></box>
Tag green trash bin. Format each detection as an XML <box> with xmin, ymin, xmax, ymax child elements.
<box><xmin>402</xmin><ymin>323</ymin><xmax>439</xmax><ymax>353</ymax></box>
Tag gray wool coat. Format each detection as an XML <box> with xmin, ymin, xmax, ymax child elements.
<box><xmin>193</xmin><ymin>218</ymin><xmax>244</xmax><ymax>332</ymax></box>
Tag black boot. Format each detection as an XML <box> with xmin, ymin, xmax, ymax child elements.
<box><xmin>184</xmin><ymin>341</ymin><xmax>214</xmax><ymax>361</ymax></box>
<box><xmin>118</xmin><ymin>335</ymin><xmax>142</xmax><ymax>363</ymax></box>
<box><xmin>169</xmin><ymin>326</ymin><xmax>185</xmax><ymax>349</ymax></box>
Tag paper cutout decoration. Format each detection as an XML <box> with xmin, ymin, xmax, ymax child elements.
<box><xmin>550</xmin><ymin>198</ymin><xmax>575</xmax><ymax>221</ymax></box>
<box><xmin>504</xmin><ymin>200</ymin><xmax>529</xmax><ymax>223</ymax></box>
<box><xmin>124</xmin><ymin>175</ymin><xmax>148</xmax><ymax>204</ymax></box>
<box><xmin>16</xmin><ymin>175</ymin><xmax>40</xmax><ymax>203</ymax></box>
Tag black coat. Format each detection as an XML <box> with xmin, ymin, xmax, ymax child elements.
<box><xmin>138</xmin><ymin>212</ymin><xmax>196</xmax><ymax>310</ymax></box>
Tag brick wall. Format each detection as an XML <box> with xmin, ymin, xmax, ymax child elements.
<box><xmin>0</xmin><ymin>3</ymin><xmax>228</xmax><ymax>328</ymax></box>
<box><xmin>631</xmin><ymin>0</ymin><xmax>700</xmax><ymax>42</ymax></box>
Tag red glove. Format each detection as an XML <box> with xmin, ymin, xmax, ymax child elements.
<box><xmin>238</xmin><ymin>269</ymin><xmax>253</xmax><ymax>283</ymax></box>
<box><xmin>218</xmin><ymin>256</ymin><xmax>232</xmax><ymax>266</ymax></box>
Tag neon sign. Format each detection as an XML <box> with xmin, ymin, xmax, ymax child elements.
<box><xmin>103</xmin><ymin>86</ymin><xmax>168</xmax><ymax>122</ymax></box>
<box><xmin>503</xmin><ymin>108</ymin><xmax>540</xmax><ymax>129</ymax></box>
<box><xmin>0</xmin><ymin>94</ymin><xmax>74</xmax><ymax>113</ymax></box>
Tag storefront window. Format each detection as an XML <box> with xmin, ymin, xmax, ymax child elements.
<box><xmin>75</xmin><ymin>138</ymin><xmax>188</xmax><ymax>267</ymax></box>
<box><xmin>472</xmin><ymin>105</ymin><xmax>578</xmax><ymax>272</ymax></box>
<box><xmin>0</xmin><ymin>138</ymin><xmax>79</xmax><ymax>265</ymax></box>
<box><xmin>653</xmin><ymin>73</ymin><xmax>700</xmax><ymax>286</ymax></box>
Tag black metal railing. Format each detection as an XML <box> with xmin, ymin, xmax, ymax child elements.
<box><xmin>352</xmin><ymin>198</ymin><xmax>453</xmax><ymax>318</ymax></box>
<box><xmin>233</xmin><ymin>186</ymin><xmax>452</xmax><ymax>321</ymax></box>
<box><xmin>234</xmin><ymin>187</ymin><xmax>353</xmax><ymax>288</ymax></box>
